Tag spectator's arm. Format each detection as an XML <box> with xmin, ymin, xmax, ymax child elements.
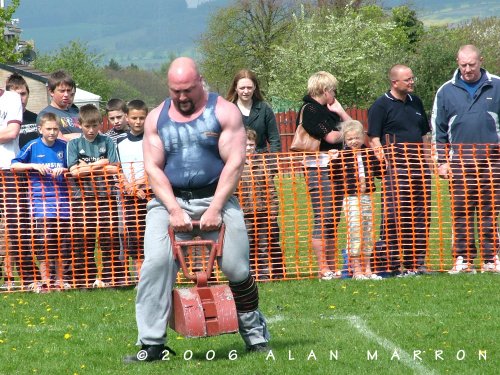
<box><xmin>265</xmin><ymin>105</ymin><xmax>282</xmax><ymax>153</ymax></box>
<box><xmin>327</xmin><ymin>99</ymin><xmax>352</xmax><ymax>121</ymax></box>
<box><xmin>324</xmin><ymin>130</ymin><xmax>342</xmax><ymax>144</ymax></box>
<box><xmin>0</xmin><ymin>122</ymin><xmax>21</xmax><ymax>144</ymax></box>
<box><xmin>122</xmin><ymin>174</ymin><xmax>148</xmax><ymax>199</ymax></box>
<box><xmin>368</xmin><ymin>136</ymin><xmax>385</xmax><ymax>162</ymax></box>
<box><xmin>69</xmin><ymin>160</ymin><xmax>118</xmax><ymax>178</ymax></box>
<box><xmin>431</xmin><ymin>89</ymin><xmax>450</xmax><ymax>165</ymax></box>
<box><xmin>11</xmin><ymin>162</ymin><xmax>52</xmax><ymax>175</ymax></box>
<box><xmin>0</xmin><ymin>93</ymin><xmax>22</xmax><ymax>144</ymax></box>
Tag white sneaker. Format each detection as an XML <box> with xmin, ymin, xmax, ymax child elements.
<box><xmin>26</xmin><ymin>282</ymin><xmax>42</xmax><ymax>293</ymax></box>
<box><xmin>449</xmin><ymin>256</ymin><xmax>475</xmax><ymax>274</ymax></box>
<box><xmin>353</xmin><ymin>274</ymin><xmax>369</xmax><ymax>280</ymax></box>
<box><xmin>54</xmin><ymin>280</ymin><xmax>72</xmax><ymax>290</ymax></box>
<box><xmin>92</xmin><ymin>279</ymin><xmax>108</xmax><ymax>288</ymax></box>
<box><xmin>481</xmin><ymin>256</ymin><xmax>500</xmax><ymax>273</ymax></box>
<box><xmin>319</xmin><ymin>271</ymin><xmax>340</xmax><ymax>281</ymax></box>
<box><xmin>0</xmin><ymin>281</ymin><xmax>17</xmax><ymax>290</ymax></box>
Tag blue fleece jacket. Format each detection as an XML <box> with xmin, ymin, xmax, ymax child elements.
<box><xmin>431</xmin><ymin>68</ymin><xmax>500</xmax><ymax>162</ymax></box>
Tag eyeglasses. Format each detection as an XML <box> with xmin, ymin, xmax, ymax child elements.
<box><xmin>395</xmin><ymin>76</ymin><xmax>417</xmax><ymax>83</ymax></box>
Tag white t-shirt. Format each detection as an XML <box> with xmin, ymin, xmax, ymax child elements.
<box><xmin>357</xmin><ymin>152</ymin><xmax>366</xmax><ymax>178</ymax></box>
<box><xmin>117</xmin><ymin>132</ymin><xmax>145</xmax><ymax>183</ymax></box>
<box><xmin>0</xmin><ymin>90</ymin><xmax>22</xmax><ymax>168</ymax></box>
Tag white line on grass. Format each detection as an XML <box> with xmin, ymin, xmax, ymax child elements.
<box><xmin>266</xmin><ymin>314</ymin><xmax>285</xmax><ymax>324</ymax></box>
<box><xmin>345</xmin><ymin>315</ymin><xmax>438</xmax><ymax>375</ymax></box>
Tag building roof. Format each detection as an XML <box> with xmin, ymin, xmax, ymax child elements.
<box><xmin>0</xmin><ymin>62</ymin><xmax>102</xmax><ymax>106</ymax></box>
<box><xmin>74</xmin><ymin>87</ymin><xmax>101</xmax><ymax>106</ymax></box>
<box><xmin>0</xmin><ymin>62</ymin><xmax>50</xmax><ymax>83</ymax></box>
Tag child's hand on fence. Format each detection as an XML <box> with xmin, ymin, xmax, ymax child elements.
<box><xmin>373</xmin><ymin>146</ymin><xmax>385</xmax><ymax>162</ymax></box>
<box><xmin>51</xmin><ymin>167</ymin><xmax>67</xmax><ymax>177</ymax></box>
<box><xmin>32</xmin><ymin>164</ymin><xmax>52</xmax><ymax>175</ymax></box>
<box><xmin>136</xmin><ymin>188</ymin><xmax>146</xmax><ymax>200</ymax></box>
<box><xmin>328</xmin><ymin>149</ymin><xmax>339</xmax><ymax>160</ymax></box>
<box><xmin>438</xmin><ymin>163</ymin><xmax>452</xmax><ymax>179</ymax></box>
<box><xmin>121</xmin><ymin>180</ymin><xmax>136</xmax><ymax>196</ymax></box>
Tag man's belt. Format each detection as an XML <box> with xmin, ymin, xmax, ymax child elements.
<box><xmin>172</xmin><ymin>181</ymin><xmax>218</xmax><ymax>201</ymax></box>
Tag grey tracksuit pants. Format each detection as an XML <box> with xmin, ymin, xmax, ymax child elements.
<box><xmin>135</xmin><ymin>196</ymin><xmax>269</xmax><ymax>347</ymax></box>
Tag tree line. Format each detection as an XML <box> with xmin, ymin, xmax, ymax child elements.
<box><xmin>2</xmin><ymin>0</ymin><xmax>499</xmax><ymax>113</ymax></box>
<box><xmin>199</xmin><ymin>0</ymin><xmax>500</xmax><ymax>112</ymax></box>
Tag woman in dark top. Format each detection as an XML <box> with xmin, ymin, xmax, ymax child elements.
<box><xmin>298</xmin><ymin>71</ymin><xmax>352</xmax><ymax>280</ymax></box>
<box><xmin>226</xmin><ymin>69</ymin><xmax>281</xmax><ymax>153</ymax></box>
<box><xmin>228</xmin><ymin>70</ymin><xmax>285</xmax><ymax>279</ymax></box>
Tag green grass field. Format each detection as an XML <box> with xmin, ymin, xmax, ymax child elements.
<box><xmin>2</xmin><ymin>160</ymin><xmax>499</xmax><ymax>374</ymax></box>
<box><xmin>1</xmin><ymin>274</ymin><xmax>499</xmax><ymax>375</ymax></box>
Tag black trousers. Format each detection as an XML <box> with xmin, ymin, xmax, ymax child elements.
<box><xmin>449</xmin><ymin>159</ymin><xmax>500</xmax><ymax>263</ymax></box>
<box><xmin>245</xmin><ymin>212</ymin><xmax>285</xmax><ymax>279</ymax></box>
<box><xmin>375</xmin><ymin>167</ymin><xmax>431</xmax><ymax>272</ymax></box>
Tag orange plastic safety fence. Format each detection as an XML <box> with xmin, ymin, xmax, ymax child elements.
<box><xmin>2</xmin><ymin>143</ymin><xmax>500</xmax><ymax>293</ymax></box>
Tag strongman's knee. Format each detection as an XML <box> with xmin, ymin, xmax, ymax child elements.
<box><xmin>229</xmin><ymin>273</ymin><xmax>259</xmax><ymax>313</ymax></box>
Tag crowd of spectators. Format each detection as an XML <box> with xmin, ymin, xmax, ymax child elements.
<box><xmin>1</xmin><ymin>44</ymin><xmax>500</xmax><ymax>293</ymax></box>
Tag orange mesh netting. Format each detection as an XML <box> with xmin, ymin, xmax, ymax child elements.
<box><xmin>1</xmin><ymin>142</ymin><xmax>499</xmax><ymax>292</ymax></box>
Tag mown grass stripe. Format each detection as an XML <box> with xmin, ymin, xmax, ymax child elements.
<box><xmin>346</xmin><ymin>315</ymin><xmax>438</xmax><ymax>375</ymax></box>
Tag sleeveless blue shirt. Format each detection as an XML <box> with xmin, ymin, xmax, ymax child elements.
<box><xmin>157</xmin><ymin>92</ymin><xmax>224</xmax><ymax>189</ymax></box>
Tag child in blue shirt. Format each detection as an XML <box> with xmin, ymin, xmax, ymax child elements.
<box><xmin>11</xmin><ymin>112</ymin><xmax>71</xmax><ymax>291</ymax></box>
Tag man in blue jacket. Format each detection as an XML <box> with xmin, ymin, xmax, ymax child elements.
<box><xmin>432</xmin><ymin>44</ymin><xmax>500</xmax><ymax>274</ymax></box>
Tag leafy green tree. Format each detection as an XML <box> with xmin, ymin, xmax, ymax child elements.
<box><xmin>106</xmin><ymin>78</ymin><xmax>142</xmax><ymax>103</ymax></box>
<box><xmin>410</xmin><ymin>25</ymin><xmax>464</xmax><ymax>111</ymax></box>
<box><xmin>267</xmin><ymin>5</ymin><xmax>409</xmax><ymax>109</ymax></box>
<box><xmin>103</xmin><ymin>67</ymin><xmax>167</xmax><ymax>107</ymax></box>
<box><xmin>309</xmin><ymin>0</ymin><xmax>377</xmax><ymax>15</ymax></box>
<box><xmin>459</xmin><ymin>17</ymin><xmax>500</xmax><ymax>74</ymax></box>
<box><xmin>199</xmin><ymin>0</ymin><xmax>295</xmax><ymax>94</ymax></box>
<box><xmin>157</xmin><ymin>52</ymin><xmax>180</xmax><ymax>77</ymax></box>
<box><xmin>34</xmin><ymin>40</ymin><xmax>112</xmax><ymax>100</ymax></box>
<box><xmin>391</xmin><ymin>6</ymin><xmax>424</xmax><ymax>48</ymax></box>
<box><xmin>198</xmin><ymin>6</ymin><xmax>244</xmax><ymax>93</ymax></box>
<box><xmin>315</xmin><ymin>0</ymin><xmax>365</xmax><ymax>7</ymax></box>
<box><xmin>410</xmin><ymin>17</ymin><xmax>500</xmax><ymax>111</ymax></box>
<box><xmin>0</xmin><ymin>0</ymin><xmax>21</xmax><ymax>63</ymax></box>
<box><xmin>106</xmin><ymin>58</ymin><xmax>122</xmax><ymax>71</ymax></box>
